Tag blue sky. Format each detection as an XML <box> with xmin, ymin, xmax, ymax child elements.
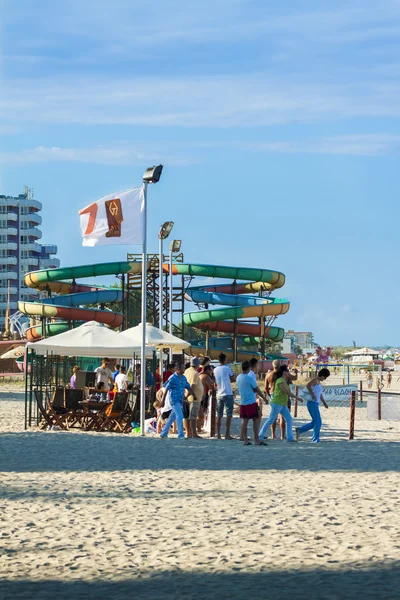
<box><xmin>1</xmin><ymin>0</ymin><xmax>399</xmax><ymax>346</ymax></box>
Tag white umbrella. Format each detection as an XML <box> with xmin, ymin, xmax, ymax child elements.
<box><xmin>26</xmin><ymin>321</ymin><xmax>156</xmax><ymax>358</ymax></box>
<box><xmin>0</xmin><ymin>345</ymin><xmax>26</xmax><ymax>359</ymax></box>
<box><xmin>120</xmin><ymin>322</ymin><xmax>191</xmax><ymax>353</ymax></box>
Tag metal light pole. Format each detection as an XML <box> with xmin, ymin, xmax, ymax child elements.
<box><xmin>158</xmin><ymin>221</ymin><xmax>174</xmax><ymax>387</ymax></box>
<box><xmin>169</xmin><ymin>239</ymin><xmax>182</xmax><ymax>362</ymax></box>
<box><xmin>140</xmin><ymin>165</ymin><xmax>163</xmax><ymax>436</ymax></box>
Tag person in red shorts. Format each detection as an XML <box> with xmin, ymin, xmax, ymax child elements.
<box><xmin>237</xmin><ymin>360</ymin><xmax>269</xmax><ymax>446</ymax></box>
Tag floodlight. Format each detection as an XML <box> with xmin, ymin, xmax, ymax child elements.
<box><xmin>143</xmin><ymin>164</ymin><xmax>163</xmax><ymax>183</ymax></box>
<box><xmin>169</xmin><ymin>239</ymin><xmax>182</xmax><ymax>253</ymax></box>
<box><xmin>159</xmin><ymin>221</ymin><xmax>174</xmax><ymax>240</ymax></box>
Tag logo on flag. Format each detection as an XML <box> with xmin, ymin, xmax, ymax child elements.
<box><xmin>79</xmin><ymin>186</ymin><xmax>144</xmax><ymax>247</ymax></box>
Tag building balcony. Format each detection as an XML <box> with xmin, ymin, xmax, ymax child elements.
<box><xmin>21</xmin><ymin>258</ymin><xmax>39</xmax><ymax>267</ymax></box>
<box><xmin>23</xmin><ymin>228</ymin><xmax>42</xmax><ymax>239</ymax></box>
<box><xmin>1</xmin><ymin>227</ymin><xmax>18</xmax><ymax>236</ymax></box>
<box><xmin>0</xmin><ymin>271</ymin><xmax>18</xmax><ymax>280</ymax></box>
<box><xmin>0</xmin><ymin>301</ymin><xmax>18</xmax><ymax>309</ymax></box>
<box><xmin>2</xmin><ymin>213</ymin><xmax>18</xmax><ymax>222</ymax></box>
<box><xmin>20</xmin><ymin>213</ymin><xmax>42</xmax><ymax>225</ymax></box>
<box><xmin>0</xmin><ymin>286</ymin><xmax>18</xmax><ymax>295</ymax></box>
<box><xmin>39</xmin><ymin>258</ymin><xmax>60</xmax><ymax>268</ymax></box>
<box><xmin>41</xmin><ymin>244</ymin><xmax>58</xmax><ymax>255</ymax></box>
<box><xmin>20</xmin><ymin>242</ymin><xmax>41</xmax><ymax>253</ymax></box>
<box><xmin>17</xmin><ymin>198</ymin><xmax>43</xmax><ymax>211</ymax></box>
<box><xmin>2</xmin><ymin>257</ymin><xmax>17</xmax><ymax>266</ymax></box>
<box><xmin>0</xmin><ymin>242</ymin><xmax>18</xmax><ymax>251</ymax></box>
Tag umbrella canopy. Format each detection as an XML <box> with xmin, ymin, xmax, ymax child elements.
<box><xmin>26</xmin><ymin>321</ymin><xmax>156</xmax><ymax>358</ymax></box>
<box><xmin>0</xmin><ymin>345</ymin><xmax>26</xmax><ymax>359</ymax></box>
<box><xmin>120</xmin><ymin>323</ymin><xmax>191</xmax><ymax>353</ymax></box>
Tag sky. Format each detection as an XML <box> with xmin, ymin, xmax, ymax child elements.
<box><xmin>1</xmin><ymin>0</ymin><xmax>399</xmax><ymax>346</ymax></box>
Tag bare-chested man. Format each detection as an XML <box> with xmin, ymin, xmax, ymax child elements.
<box><xmin>264</xmin><ymin>359</ymin><xmax>297</xmax><ymax>439</ymax></box>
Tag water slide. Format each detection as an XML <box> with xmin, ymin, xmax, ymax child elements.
<box><xmin>21</xmin><ymin>262</ymin><xmax>289</xmax><ymax>360</ymax></box>
<box><xmin>172</xmin><ymin>264</ymin><xmax>289</xmax><ymax>362</ymax></box>
<box><xmin>19</xmin><ymin>262</ymin><xmax>141</xmax><ymax>341</ymax></box>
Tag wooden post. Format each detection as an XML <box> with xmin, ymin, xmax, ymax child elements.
<box><xmin>349</xmin><ymin>390</ymin><xmax>356</xmax><ymax>440</ymax></box>
<box><xmin>210</xmin><ymin>389</ymin><xmax>216</xmax><ymax>437</ymax></box>
<box><xmin>359</xmin><ymin>380</ymin><xmax>363</xmax><ymax>402</ymax></box>
<box><xmin>377</xmin><ymin>387</ymin><xmax>382</xmax><ymax>420</ymax></box>
<box><xmin>205</xmin><ymin>330</ymin><xmax>210</xmax><ymax>355</ymax></box>
<box><xmin>294</xmin><ymin>385</ymin><xmax>298</xmax><ymax>417</ymax></box>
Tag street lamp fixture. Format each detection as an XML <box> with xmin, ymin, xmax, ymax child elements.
<box><xmin>140</xmin><ymin>164</ymin><xmax>164</xmax><ymax>437</ymax></box>
<box><xmin>169</xmin><ymin>239</ymin><xmax>182</xmax><ymax>253</ymax></box>
<box><xmin>159</xmin><ymin>221</ymin><xmax>174</xmax><ymax>240</ymax></box>
<box><xmin>143</xmin><ymin>164</ymin><xmax>163</xmax><ymax>183</ymax></box>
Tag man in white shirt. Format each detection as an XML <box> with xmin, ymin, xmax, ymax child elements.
<box><xmin>94</xmin><ymin>358</ymin><xmax>113</xmax><ymax>390</ymax></box>
<box><xmin>115</xmin><ymin>365</ymin><xmax>128</xmax><ymax>392</ymax></box>
<box><xmin>214</xmin><ymin>352</ymin><xmax>236</xmax><ymax>440</ymax></box>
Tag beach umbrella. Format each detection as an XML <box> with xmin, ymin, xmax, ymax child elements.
<box><xmin>26</xmin><ymin>321</ymin><xmax>156</xmax><ymax>358</ymax></box>
<box><xmin>120</xmin><ymin>322</ymin><xmax>191</xmax><ymax>353</ymax></box>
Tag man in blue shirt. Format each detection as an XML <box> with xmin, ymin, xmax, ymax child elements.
<box><xmin>112</xmin><ymin>364</ymin><xmax>120</xmax><ymax>381</ymax></box>
<box><xmin>160</xmin><ymin>362</ymin><xmax>197</xmax><ymax>439</ymax></box>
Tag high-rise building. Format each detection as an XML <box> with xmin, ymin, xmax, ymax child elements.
<box><xmin>285</xmin><ymin>330</ymin><xmax>315</xmax><ymax>349</ymax></box>
<box><xmin>0</xmin><ymin>188</ymin><xmax>60</xmax><ymax>331</ymax></box>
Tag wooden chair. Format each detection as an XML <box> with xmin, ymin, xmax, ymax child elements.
<box><xmin>34</xmin><ymin>389</ymin><xmax>68</xmax><ymax>430</ymax></box>
<box><xmin>101</xmin><ymin>392</ymin><xmax>131</xmax><ymax>432</ymax></box>
<box><xmin>64</xmin><ymin>388</ymin><xmax>85</xmax><ymax>428</ymax></box>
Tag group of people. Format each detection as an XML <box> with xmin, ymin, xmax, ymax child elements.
<box><xmin>156</xmin><ymin>353</ymin><xmax>331</xmax><ymax>444</ymax></box>
<box><xmin>69</xmin><ymin>358</ymin><xmax>132</xmax><ymax>402</ymax></box>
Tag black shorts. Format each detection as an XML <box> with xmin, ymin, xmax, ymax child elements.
<box><xmin>201</xmin><ymin>393</ymin><xmax>209</xmax><ymax>410</ymax></box>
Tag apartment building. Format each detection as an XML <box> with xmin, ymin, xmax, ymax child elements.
<box><xmin>285</xmin><ymin>330</ymin><xmax>315</xmax><ymax>349</ymax></box>
<box><xmin>0</xmin><ymin>188</ymin><xmax>60</xmax><ymax>331</ymax></box>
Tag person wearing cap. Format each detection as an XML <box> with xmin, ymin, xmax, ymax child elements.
<box><xmin>184</xmin><ymin>357</ymin><xmax>204</xmax><ymax>439</ymax></box>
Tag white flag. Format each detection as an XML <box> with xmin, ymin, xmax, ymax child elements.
<box><xmin>79</xmin><ymin>186</ymin><xmax>144</xmax><ymax>247</ymax></box>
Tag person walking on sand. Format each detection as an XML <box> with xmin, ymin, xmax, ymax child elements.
<box><xmin>160</xmin><ymin>362</ymin><xmax>197</xmax><ymax>440</ymax></box>
<box><xmin>265</xmin><ymin>359</ymin><xmax>297</xmax><ymax>439</ymax></box>
<box><xmin>387</xmin><ymin>371</ymin><xmax>392</xmax><ymax>389</ymax></box>
<box><xmin>295</xmin><ymin>368</ymin><xmax>330</xmax><ymax>443</ymax></box>
<box><xmin>198</xmin><ymin>364</ymin><xmax>216</xmax><ymax>433</ymax></box>
<box><xmin>259</xmin><ymin>365</ymin><xmax>297</xmax><ymax>443</ymax></box>
<box><xmin>214</xmin><ymin>352</ymin><xmax>236</xmax><ymax>440</ymax></box>
<box><xmin>248</xmin><ymin>357</ymin><xmax>265</xmax><ymax>431</ymax></box>
<box><xmin>237</xmin><ymin>361</ymin><xmax>269</xmax><ymax>446</ymax></box>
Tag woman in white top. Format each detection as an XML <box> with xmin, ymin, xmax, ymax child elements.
<box><xmin>115</xmin><ymin>365</ymin><xmax>128</xmax><ymax>392</ymax></box>
<box><xmin>295</xmin><ymin>368</ymin><xmax>330</xmax><ymax>443</ymax></box>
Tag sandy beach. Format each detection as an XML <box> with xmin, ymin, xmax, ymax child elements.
<box><xmin>0</xmin><ymin>390</ymin><xmax>399</xmax><ymax>600</ymax></box>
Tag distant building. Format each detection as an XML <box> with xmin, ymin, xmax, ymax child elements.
<box><xmin>0</xmin><ymin>188</ymin><xmax>60</xmax><ymax>331</ymax></box>
<box><xmin>285</xmin><ymin>330</ymin><xmax>314</xmax><ymax>350</ymax></box>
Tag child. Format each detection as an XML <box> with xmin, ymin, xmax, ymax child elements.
<box><xmin>295</xmin><ymin>368</ymin><xmax>330</xmax><ymax>443</ymax></box>
<box><xmin>237</xmin><ymin>361</ymin><xmax>268</xmax><ymax>446</ymax></box>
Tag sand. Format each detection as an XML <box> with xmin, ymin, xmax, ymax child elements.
<box><xmin>0</xmin><ymin>390</ymin><xmax>399</xmax><ymax>600</ymax></box>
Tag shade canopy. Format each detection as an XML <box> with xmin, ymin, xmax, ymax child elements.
<box><xmin>0</xmin><ymin>345</ymin><xmax>26</xmax><ymax>359</ymax></box>
<box><xmin>120</xmin><ymin>323</ymin><xmax>191</xmax><ymax>352</ymax></box>
<box><xmin>26</xmin><ymin>321</ymin><xmax>156</xmax><ymax>358</ymax></box>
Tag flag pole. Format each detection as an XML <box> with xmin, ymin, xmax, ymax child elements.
<box><xmin>140</xmin><ymin>182</ymin><xmax>148</xmax><ymax>436</ymax></box>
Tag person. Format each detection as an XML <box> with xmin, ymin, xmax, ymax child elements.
<box><xmin>387</xmin><ymin>371</ymin><xmax>392</xmax><ymax>388</ymax></box>
<box><xmin>160</xmin><ymin>362</ymin><xmax>197</xmax><ymax>439</ymax></box>
<box><xmin>366</xmin><ymin>371</ymin><xmax>373</xmax><ymax>389</ymax></box>
<box><xmin>115</xmin><ymin>365</ymin><xmax>128</xmax><ymax>392</ymax></box>
<box><xmin>214</xmin><ymin>352</ymin><xmax>236</xmax><ymax>440</ymax></box>
<box><xmin>295</xmin><ymin>368</ymin><xmax>330</xmax><ymax>443</ymax></box>
<box><xmin>265</xmin><ymin>359</ymin><xmax>297</xmax><ymax>439</ymax></box>
<box><xmin>89</xmin><ymin>381</ymin><xmax>108</xmax><ymax>402</ymax></box>
<box><xmin>248</xmin><ymin>357</ymin><xmax>264</xmax><ymax>428</ymax></box>
<box><xmin>184</xmin><ymin>357</ymin><xmax>204</xmax><ymax>438</ymax></box>
<box><xmin>70</xmin><ymin>365</ymin><xmax>79</xmax><ymax>389</ymax></box>
<box><xmin>112</xmin><ymin>364</ymin><xmax>120</xmax><ymax>381</ymax></box>
<box><xmin>259</xmin><ymin>365</ymin><xmax>297</xmax><ymax>442</ymax></box>
<box><xmin>95</xmin><ymin>358</ymin><xmax>113</xmax><ymax>390</ymax></box>
<box><xmin>237</xmin><ymin>361</ymin><xmax>269</xmax><ymax>446</ymax></box>
<box><xmin>197</xmin><ymin>364</ymin><xmax>216</xmax><ymax>433</ymax></box>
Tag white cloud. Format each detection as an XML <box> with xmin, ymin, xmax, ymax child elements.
<box><xmin>2</xmin><ymin>134</ymin><xmax>400</xmax><ymax>166</ymax></box>
<box><xmin>2</xmin><ymin>76</ymin><xmax>400</xmax><ymax>129</ymax></box>
<box><xmin>0</xmin><ymin>144</ymin><xmax>193</xmax><ymax>166</ymax></box>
